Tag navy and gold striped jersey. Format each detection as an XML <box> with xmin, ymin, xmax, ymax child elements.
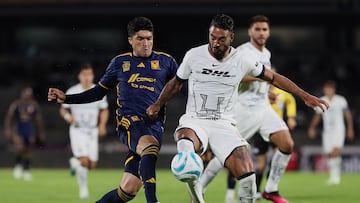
<box><xmin>99</xmin><ymin>51</ymin><xmax>178</xmax><ymax>123</ymax></box>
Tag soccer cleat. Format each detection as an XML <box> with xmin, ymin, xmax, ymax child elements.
<box><xmin>187</xmin><ymin>180</ymin><xmax>205</xmax><ymax>203</ymax></box>
<box><xmin>23</xmin><ymin>171</ymin><xmax>33</xmax><ymax>181</ymax></box>
<box><xmin>79</xmin><ymin>187</ymin><xmax>90</xmax><ymax>199</ymax></box>
<box><xmin>327</xmin><ymin>178</ymin><xmax>340</xmax><ymax>185</ymax></box>
<box><xmin>254</xmin><ymin>192</ymin><xmax>262</xmax><ymax>200</ymax></box>
<box><xmin>13</xmin><ymin>164</ymin><xmax>23</xmax><ymax>179</ymax></box>
<box><xmin>262</xmin><ymin>191</ymin><xmax>289</xmax><ymax>203</ymax></box>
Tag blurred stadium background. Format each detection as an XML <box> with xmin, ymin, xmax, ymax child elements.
<box><xmin>0</xmin><ymin>0</ymin><xmax>360</xmax><ymax>173</ymax></box>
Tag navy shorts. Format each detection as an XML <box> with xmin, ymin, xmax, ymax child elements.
<box><xmin>116</xmin><ymin>115</ymin><xmax>163</xmax><ymax>153</ymax></box>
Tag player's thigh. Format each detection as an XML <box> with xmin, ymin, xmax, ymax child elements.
<box><xmin>236</xmin><ymin>105</ymin><xmax>263</xmax><ymax>139</ymax></box>
<box><xmin>208</xmin><ymin>121</ymin><xmax>249</xmax><ymax>166</ymax></box>
<box><xmin>174</xmin><ymin>115</ymin><xmax>209</xmax><ymax>153</ymax></box>
<box><xmin>88</xmin><ymin>128</ymin><xmax>99</xmax><ymax>162</ymax></box>
<box><xmin>69</xmin><ymin>128</ymin><xmax>89</xmax><ymax>157</ymax></box>
<box><xmin>323</xmin><ymin>130</ymin><xmax>345</xmax><ymax>154</ymax></box>
<box><xmin>259</xmin><ymin>106</ymin><xmax>289</xmax><ymax>141</ymax></box>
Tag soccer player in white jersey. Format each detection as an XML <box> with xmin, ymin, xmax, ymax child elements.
<box><xmin>194</xmin><ymin>15</ymin><xmax>328</xmax><ymax>203</ymax></box>
<box><xmin>308</xmin><ymin>80</ymin><xmax>354</xmax><ymax>184</ymax></box>
<box><xmin>60</xmin><ymin>64</ymin><xmax>109</xmax><ymax>199</ymax></box>
<box><xmin>146</xmin><ymin>14</ymin><xmax>329</xmax><ymax>203</ymax></box>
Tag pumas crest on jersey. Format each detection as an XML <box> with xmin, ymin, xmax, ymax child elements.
<box><xmin>122</xmin><ymin>61</ymin><xmax>131</xmax><ymax>72</ymax></box>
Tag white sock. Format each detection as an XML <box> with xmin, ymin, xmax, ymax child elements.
<box><xmin>225</xmin><ymin>189</ymin><xmax>235</xmax><ymax>200</ymax></box>
<box><xmin>177</xmin><ymin>139</ymin><xmax>194</xmax><ymax>152</ymax></box>
<box><xmin>70</xmin><ymin>157</ymin><xmax>80</xmax><ymax>169</ymax></box>
<box><xmin>238</xmin><ymin>173</ymin><xmax>256</xmax><ymax>203</ymax></box>
<box><xmin>76</xmin><ymin>165</ymin><xmax>89</xmax><ymax>194</ymax></box>
<box><xmin>328</xmin><ymin>157</ymin><xmax>341</xmax><ymax>182</ymax></box>
<box><xmin>265</xmin><ymin>150</ymin><xmax>291</xmax><ymax>192</ymax></box>
<box><xmin>199</xmin><ymin>156</ymin><xmax>223</xmax><ymax>189</ymax></box>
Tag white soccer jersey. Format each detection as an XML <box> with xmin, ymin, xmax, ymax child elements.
<box><xmin>177</xmin><ymin>44</ymin><xmax>263</xmax><ymax>122</ymax></box>
<box><xmin>315</xmin><ymin>94</ymin><xmax>348</xmax><ymax>134</ymax></box>
<box><xmin>237</xmin><ymin>42</ymin><xmax>271</xmax><ymax>106</ymax></box>
<box><xmin>62</xmin><ymin>84</ymin><xmax>108</xmax><ymax>128</ymax></box>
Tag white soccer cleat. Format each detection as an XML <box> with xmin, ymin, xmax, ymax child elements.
<box><xmin>187</xmin><ymin>180</ymin><xmax>205</xmax><ymax>203</ymax></box>
<box><xmin>79</xmin><ymin>187</ymin><xmax>90</xmax><ymax>199</ymax></box>
<box><xmin>13</xmin><ymin>164</ymin><xmax>23</xmax><ymax>179</ymax></box>
<box><xmin>23</xmin><ymin>171</ymin><xmax>32</xmax><ymax>181</ymax></box>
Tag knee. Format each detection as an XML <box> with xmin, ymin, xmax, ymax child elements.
<box><xmin>225</xmin><ymin>146</ymin><xmax>254</xmax><ymax>177</ymax></box>
<box><xmin>79</xmin><ymin>158</ymin><xmax>89</xmax><ymax>167</ymax></box>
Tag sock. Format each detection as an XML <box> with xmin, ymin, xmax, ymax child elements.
<box><xmin>15</xmin><ymin>153</ymin><xmax>22</xmax><ymax>165</ymax></box>
<box><xmin>255</xmin><ymin>169</ymin><xmax>264</xmax><ymax>192</ymax></box>
<box><xmin>328</xmin><ymin>156</ymin><xmax>341</xmax><ymax>182</ymax></box>
<box><xmin>199</xmin><ymin>156</ymin><xmax>223</xmax><ymax>189</ymax></box>
<box><xmin>177</xmin><ymin>138</ymin><xmax>194</xmax><ymax>152</ymax></box>
<box><xmin>265</xmin><ymin>150</ymin><xmax>290</xmax><ymax>192</ymax></box>
<box><xmin>76</xmin><ymin>165</ymin><xmax>89</xmax><ymax>195</ymax></box>
<box><xmin>96</xmin><ymin>187</ymin><xmax>134</xmax><ymax>203</ymax></box>
<box><xmin>227</xmin><ymin>170</ymin><xmax>236</xmax><ymax>189</ymax></box>
<box><xmin>140</xmin><ymin>145</ymin><xmax>159</xmax><ymax>203</ymax></box>
<box><xmin>237</xmin><ymin>172</ymin><xmax>256</xmax><ymax>203</ymax></box>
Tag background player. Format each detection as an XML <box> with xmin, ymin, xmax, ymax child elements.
<box><xmin>60</xmin><ymin>63</ymin><xmax>109</xmax><ymax>199</ymax></box>
<box><xmin>48</xmin><ymin>16</ymin><xmax>178</xmax><ymax>203</ymax></box>
<box><xmin>198</xmin><ymin>15</ymin><xmax>305</xmax><ymax>203</ymax></box>
<box><xmin>146</xmin><ymin>13</ymin><xmax>329</xmax><ymax>203</ymax></box>
<box><xmin>308</xmin><ymin>80</ymin><xmax>355</xmax><ymax>184</ymax></box>
<box><xmin>4</xmin><ymin>85</ymin><xmax>46</xmax><ymax>181</ymax></box>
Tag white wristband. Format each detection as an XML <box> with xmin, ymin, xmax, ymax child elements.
<box><xmin>63</xmin><ymin>113</ymin><xmax>71</xmax><ymax>121</ymax></box>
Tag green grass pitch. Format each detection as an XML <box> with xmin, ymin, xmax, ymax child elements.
<box><xmin>1</xmin><ymin>168</ymin><xmax>359</xmax><ymax>203</ymax></box>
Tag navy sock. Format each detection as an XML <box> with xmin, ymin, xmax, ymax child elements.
<box><xmin>255</xmin><ymin>169</ymin><xmax>264</xmax><ymax>192</ymax></box>
<box><xmin>96</xmin><ymin>188</ymin><xmax>132</xmax><ymax>203</ymax></box>
<box><xmin>140</xmin><ymin>145</ymin><xmax>159</xmax><ymax>203</ymax></box>
<box><xmin>227</xmin><ymin>170</ymin><xmax>236</xmax><ymax>189</ymax></box>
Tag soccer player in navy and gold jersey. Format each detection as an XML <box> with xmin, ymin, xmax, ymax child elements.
<box><xmin>48</xmin><ymin>17</ymin><xmax>178</xmax><ymax>203</ymax></box>
<box><xmin>4</xmin><ymin>85</ymin><xmax>46</xmax><ymax>181</ymax></box>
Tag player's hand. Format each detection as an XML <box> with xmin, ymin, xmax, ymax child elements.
<box><xmin>308</xmin><ymin>128</ymin><xmax>316</xmax><ymax>139</ymax></box>
<box><xmin>287</xmin><ymin>117</ymin><xmax>297</xmax><ymax>130</ymax></box>
<box><xmin>98</xmin><ymin>125</ymin><xmax>107</xmax><ymax>137</ymax></box>
<box><xmin>268</xmin><ymin>91</ymin><xmax>278</xmax><ymax>104</ymax></box>
<box><xmin>48</xmin><ymin>88</ymin><xmax>66</xmax><ymax>103</ymax></box>
<box><xmin>146</xmin><ymin>103</ymin><xmax>161</xmax><ymax>120</ymax></box>
<box><xmin>303</xmin><ymin>94</ymin><xmax>329</xmax><ymax>112</ymax></box>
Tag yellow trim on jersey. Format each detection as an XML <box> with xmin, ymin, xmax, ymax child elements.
<box><xmin>115</xmin><ymin>52</ymin><xmax>132</xmax><ymax>57</ymax></box>
<box><xmin>98</xmin><ymin>82</ymin><xmax>111</xmax><ymax>90</ymax></box>
<box><xmin>153</xmin><ymin>50</ymin><xmax>171</xmax><ymax>57</ymax></box>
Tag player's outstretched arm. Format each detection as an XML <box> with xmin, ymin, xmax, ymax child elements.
<box><xmin>48</xmin><ymin>88</ymin><xmax>66</xmax><ymax>103</ymax></box>
<box><xmin>261</xmin><ymin>69</ymin><xmax>329</xmax><ymax>112</ymax></box>
<box><xmin>147</xmin><ymin>77</ymin><xmax>183</xmax><ymax>120</ymax></box>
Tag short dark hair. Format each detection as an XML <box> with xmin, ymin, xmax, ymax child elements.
<box><xmin>127</xmin><ymin>17</ymin><xmax>154</xmax><ymax>37</ymax></box>
<box><xmin>324</xmin><ymin>80</ymin><xmax>337</xmax><ymax>88</ymax></box>
<box><xmin>210</xmin><ymin>14</ymin><xmax>234</xmax><ymax>32</ymax></box>
<box><xmin>249</xmin><ymin>15</ymin><xmax>270</xmax><ymax>28</ymax></box>
<box><xmin>79</xmin><ymin>63</ymin><xmax>93</xmax><ymax>72</ymax></box>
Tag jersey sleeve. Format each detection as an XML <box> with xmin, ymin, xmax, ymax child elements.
<box><xmin>99</xmin><ymin>57</ymin><xmax>119</xmax><ymax>89</ymax></box>
<box><xmin>176</xmin><ymin>50</ymin><xmax>192</xmax><ymax>80</ymax></box>
<box><xmin>61</xmin><ymin>88</ymin><xmax>72</xmax><ymax>108</ymax></box>
<box><xmin>168</xmin><ymin>55</ymin><xmax>179</xmax><ymax>79</ymax></box>
<box><xmin>242</xmin><ymin>51</ymin><xmax>264</xmax><ymax>77</ymax></box>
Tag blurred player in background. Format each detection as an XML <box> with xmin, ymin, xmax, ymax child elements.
<box><xmin>48</xmin><ymin>16</ymin><xmax>178</xmax><ymax>203</ymax></box>
<box><xmin>198</xmin><ymin>15</ymin><xmax>302</xmax><ymax>203</ymax></box>
<box><xmin>308</xmin><ymin>80</ymin><xmax>355</xmax><ymax>185</ymax></box>
<box><xmin>146</xmin><ymin>13</ymin><xmax>328</xmax><ymax>203</ymax></box>
<box><xmin>4</xmin><ymin>85</ymin><xmax>46</xmax><ymax>181</ymax></box>
<box><xmin>60</xmin><ymin>63</ymin><xmax>109</xmax><ymax>199</ymax></box>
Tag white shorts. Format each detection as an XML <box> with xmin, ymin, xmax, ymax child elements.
<box><xmin>235</xmin><ymin>103</ymin><xmax>288</xmax><ymax>142</ymax></box>
<box><xmin>174</xmin><ymin>114</ymin><xmax>249</xmax><ymax>165</ymax></box>
<box><xmin>322</xmin><ymin>129</ymin><xmax>345</xmax><ymax>153</ymax></box>
<box><xmin>69</xmin><ymin>127</ymin><xmax>99</xmax><ymax>162</ymax></box>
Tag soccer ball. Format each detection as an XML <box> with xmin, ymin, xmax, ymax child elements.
<box><xmin>170</xmin><ymin>151</ymin><xmax>204</xmax><ymax>182</ymax></box>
